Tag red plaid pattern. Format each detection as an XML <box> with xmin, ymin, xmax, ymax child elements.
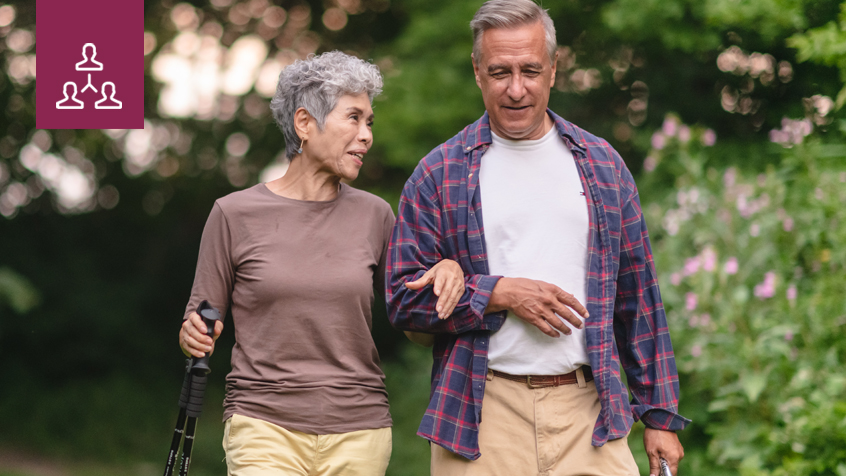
<box><xmin>386</xmin><ymin>110</ymin><xmax>690</xmax><ymax>460</ymax></box>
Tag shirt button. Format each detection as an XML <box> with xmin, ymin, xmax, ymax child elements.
<box><xmin>465</xmin><ymin>146</ymin><xmax>472</xmax><ymax>151</ymax></box>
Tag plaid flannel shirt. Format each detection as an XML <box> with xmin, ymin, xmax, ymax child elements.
<box><xmin>386</xmin><ymin>110</ymin><xmax>690</xmax><ymax>460</ymax></box>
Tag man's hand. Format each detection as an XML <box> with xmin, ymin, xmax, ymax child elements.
<box><xmin>485</xmin><ymin>277</ymin><xmax>588</xmax><ymax>337</ymax></box>
<box><xmin>179</xmin><ymin>311</ymin><xmax>224</xmax><ymax>358</ymax></box>
<box><xmin>405</xmin><ymin>259</ymin><xmax>465</xmax><ymax>319</ymax></box>
<box><xmin>644</xmin><ymin>428</ymin><xmax>684</xmax><ymax>475</ymax></box>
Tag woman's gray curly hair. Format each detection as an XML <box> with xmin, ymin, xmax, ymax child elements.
<box><xmin>270</xmin><ymin>51</ymin><xmax>383</xmax><ymax>159</ymax></box>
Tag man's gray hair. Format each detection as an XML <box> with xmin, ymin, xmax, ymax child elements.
<box><xmin>470</xmin><ymin>0</ymin><xmax>557</xmax><ymax>64</ymax></box>
<box><xmin>270</xmin><ymin>51</ymin><xmax>383</xmax><ymax>159</ymax></box>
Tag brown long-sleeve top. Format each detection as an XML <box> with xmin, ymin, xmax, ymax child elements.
<box><xmin>184</xmin><ymin>182</ymin><xmax>395</xmax><ymax>434</ymax></box>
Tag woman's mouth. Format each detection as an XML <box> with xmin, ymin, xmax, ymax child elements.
<box><xmin>348</xmin><ymin>151</ymin><xmax>365</xmax><ymax>166</ymax></box>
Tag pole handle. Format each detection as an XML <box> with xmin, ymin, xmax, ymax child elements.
<box><xmin>190</xmin><ymin>300</ymin><xmax>221</xmax><ymax>375</ymax></box>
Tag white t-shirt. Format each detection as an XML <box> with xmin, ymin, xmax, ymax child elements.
<box><xmin>480</xmin><ymin>127</ymin><xmax>591</xmax><ymax>375</ymax></box>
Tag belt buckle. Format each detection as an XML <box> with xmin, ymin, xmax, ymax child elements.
<box><xmin>527</xmin><ymin>375</ymin><xmax>540</xmax><ymax>389</ymax></box>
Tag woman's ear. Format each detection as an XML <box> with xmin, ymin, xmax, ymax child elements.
<box><xmin>293</xmin><ymin>107</ymin><xmax>311</xmax><ymax>141</ymax></box>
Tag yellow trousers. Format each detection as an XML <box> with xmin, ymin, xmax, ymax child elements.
<box><xmin>223</xmin><ymin>413</ymin><xmax>392</xmax><ymax>476</ymax></box>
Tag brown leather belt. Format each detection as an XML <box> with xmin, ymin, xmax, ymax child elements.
<box><xmin>491</xmin><ymin>366</ymin><xmax>593</xmax><ymax>388</ymax></box>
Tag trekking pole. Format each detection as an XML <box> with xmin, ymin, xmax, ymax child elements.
<box><xmin>163</xmin><ymin>300</ymin><xmax>221</xmax><ymax>476</ymax></box>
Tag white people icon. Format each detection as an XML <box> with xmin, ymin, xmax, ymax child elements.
<box><xmin>56</xmin><ymin>42</ymin><xmax>123</xmax><ymax>110</ymax></box>
<box><xmin>95</xmin><ymin>82</ymin><xmax>123</xmax><ymax>109</ymax></box>
<box><xmin>55</xmin><ymin>82</ymin><xmax>84</xmax><ymax>109</ymax></box>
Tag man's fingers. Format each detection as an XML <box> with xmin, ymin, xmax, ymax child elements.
<box><xmin>554</xmin><ymin>288</ymin><xmax>589</xmax><ymax>318</ymax></box>
<box><xmin>670</xmin><ymin>459</ymin><xmax>679</xmax><ymax>475</ymax></box>
<box><xmin>542</xmin><ymin>310</ymin><xmax>572</xmax><ymax>336</ymax></box>
<box><xmin>535</xmin><ymin>318</ymin><xmax>560</xmax><ymax>338</ymax></box>
<box><xmin>550</xmin><ymin>301</ymin><xmax>584</xmax><ymax>329</ymax></box>
<box><xmin>647</xmin><ymin>453</ymin><xmax>659</xmax><ymax>476</ymax></box>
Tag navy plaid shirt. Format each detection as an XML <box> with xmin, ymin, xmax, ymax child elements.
<box><xmin>386</xmin><ymin>110</ymin><xmax>690</xmax><ymax>460</ymax></box>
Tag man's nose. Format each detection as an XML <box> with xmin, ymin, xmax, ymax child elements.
<box><xmin>507</xmin><ymin>74</ymin><xmax>525</xmax><ymax>101</ymax></box>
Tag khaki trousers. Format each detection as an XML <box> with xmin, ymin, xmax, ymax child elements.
<box><xmin>223</xmin><ymin>413</ymin><xmax>392</xmax><ymax>476</ymax></box>
<box><xmin>431</xmin><ymin>369</ymin><xmax>639</xmax><ymax>476</ymax></box>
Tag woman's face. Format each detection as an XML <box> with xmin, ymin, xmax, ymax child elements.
<box><xmin>306</xmin><ymin>92</ymin><xmax>374</xmax><ymax>182</ymax></box>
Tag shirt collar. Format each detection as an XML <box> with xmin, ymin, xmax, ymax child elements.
<box><xmin>466</xmin><ymin>109</ymin><xmax>588</xmax><ymax>154</ymax></box>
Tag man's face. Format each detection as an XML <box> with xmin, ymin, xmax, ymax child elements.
<box><xmin>473</xmin><ymin>21</ymin><xmax>557</xmax><ymax>141</ymax></box>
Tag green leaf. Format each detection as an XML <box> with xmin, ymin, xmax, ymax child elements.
<box><xmin>0</xmin><ymin>267</ymin><xmax>40</xmax><ymax>313</ymax></box>
<box><xmin>742</xmin><ymin>372</ymin><xmax>768</xmax><ymax>403</ymax></box>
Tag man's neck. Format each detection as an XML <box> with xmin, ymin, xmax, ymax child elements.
<box><xmin>489</xmin><ymin>112</ymin><xmax>555</xmax><ymax>141</ymax></box>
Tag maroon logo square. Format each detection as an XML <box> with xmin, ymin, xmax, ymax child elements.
<box><xmin>36</xmin><ymin>0</ymin><xmax>144</xmax><ymax>129</ymax></box>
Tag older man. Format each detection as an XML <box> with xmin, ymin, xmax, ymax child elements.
<box><xmin>386</xmin><ymin>1</ymin><xmax>689</xmax><ymax>475</ymax></box>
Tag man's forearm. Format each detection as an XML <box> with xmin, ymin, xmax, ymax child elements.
<box><xmin>388</xmin><ymin>273</ymin><xmax>504</xmax><ymax>334</ymax></box>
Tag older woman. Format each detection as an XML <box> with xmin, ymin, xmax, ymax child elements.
<box><xmin>178</xmin><ymin>51</ymin><xmax>463</xmax><ymax>476</ymax></box>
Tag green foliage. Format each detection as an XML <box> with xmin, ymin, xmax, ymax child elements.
<box><xmin>1</xmin><ymin>0</ymin><xmax>845</xmax><ymax>473</ymax></box>
<box><xmin>371</xmin><ymin>0</ymin><xmax>484</xmax><ymax>170</ymax></box>
<box><xmin>0</xmin><ymin>267</ymin><xmax>39</xmax><ymax>314</ymax></box>
<box><xmin>641</xmin><ymin>113</ymin><xmax>846</xmax><ymax>475</ymax></box>
<box><xmin>788</xmin><ymin>4</ymin><xmax>846</xmax><ymax>107</ymax></box>
<box><xmin>383</xmin><ymin>343</ymin><xmax>435</xmax><ymax>476</ymax></box>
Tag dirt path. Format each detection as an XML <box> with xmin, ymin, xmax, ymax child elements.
<box><xmin>0</xmin><ymin>447</ymin><xmax>69</xmax><ymax>476</ymax></box>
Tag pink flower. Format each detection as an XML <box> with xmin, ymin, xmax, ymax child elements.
<box><xmin>750</xmin><ymin>223</ymin><xmax>760</xmax><ymax>236</ymax></box>
<box><xmin>754</xmin><ymin>271</ymin><xmax>777</xmax><ymax>299</ymax></box>
<box><xmin>683</xmin><ymin>257</ymin><xmax>701</xmax><ymax>276</ymax></box>
<box><xmin>651</xmin><ymin>132</ymin><xmax>666</xmax><ymax>150</ymax></box>
<box><xmin>700</xmin><ymin>314</ymin><xmax>711</xmax><ymax>326</ymax></box>
<box><xmin>691</xmin><ymin>345</ymin><xmax>702</xmax><ymax>357</ymax></box>
<box><xmin>724</xmin><ymin>257</ymin><xmax>739</xmax><ymax>275</ymax></box>
<box><xmin>685</xmin><ymin>292</ymin><xmax>698</xmax><ymax>311</ymax></box>
<box><xmin>783</xmin><ymin>217</ymin><xmax>794</xmax><ymax>232</ymax></box>
<box><xmin>784</xmin><ymin>331</ymin><xmax>794</xmax><ymax>341</ymax></box>
<box><xmin>670</xmin><ymin>273</ymin><xmax>682</xmax><ymax>286</ymax></box>
<box><xmin>723</xmin><ymin>168</ymin><xmax>736</xmax><ymax>188</ymax></box>
<box><xmin>643</xmin><ymin>155</ymin><xmax>658</xmax><ymax>172</ymax></box>
<box><xmin>786</xmin><ymin>284</ymin><xmax>797</xmax><ymax>301</ymax></box>
<box><xmin>701</xmin><ymin>129</ymin><xmax>716</xmax><ymax>146</ymax></box>
<box><xmin>678</xmin><ymin>125</ymin><xmax>691</xmax><ymax>143</ymax></box>
<box><xmin>702</xmin><ymin>248</ymin><xmax>717</xmax><ymax>272</ymax></box>
<box><xmin>662</xmin><ymin>117</ymin><xmax>679</xmax><ymax>137</ymax></box>
<box><xmin>688</xmin><ymin>315</ymin><xmax>699</xmax><ymax>328</ymax></box>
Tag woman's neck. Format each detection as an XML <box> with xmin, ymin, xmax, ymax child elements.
<box><xmin>265</xmin><ymin>156</ymin><xmax>341</xmax><ymax>201</ymax></box>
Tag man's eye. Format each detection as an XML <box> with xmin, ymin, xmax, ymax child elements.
<box><xmin>491</xmin><ymin>72</ymin><xmax>507</xmax><ymax>78</ymax></box>
<box><xmin>524</xmin><ymin>70</ymin><xmax>540</xmax><ymax>77</ymax></box>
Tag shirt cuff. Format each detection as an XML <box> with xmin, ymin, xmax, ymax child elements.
<box><xmin>638</xmin><ymin>408</ymin><xmax>691</xmax><ymax>431</ymax></box>
<box><xmin>469</xmin><ymin>274</ymin><xmax>503</xmax><ymax>323</ymax></box>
